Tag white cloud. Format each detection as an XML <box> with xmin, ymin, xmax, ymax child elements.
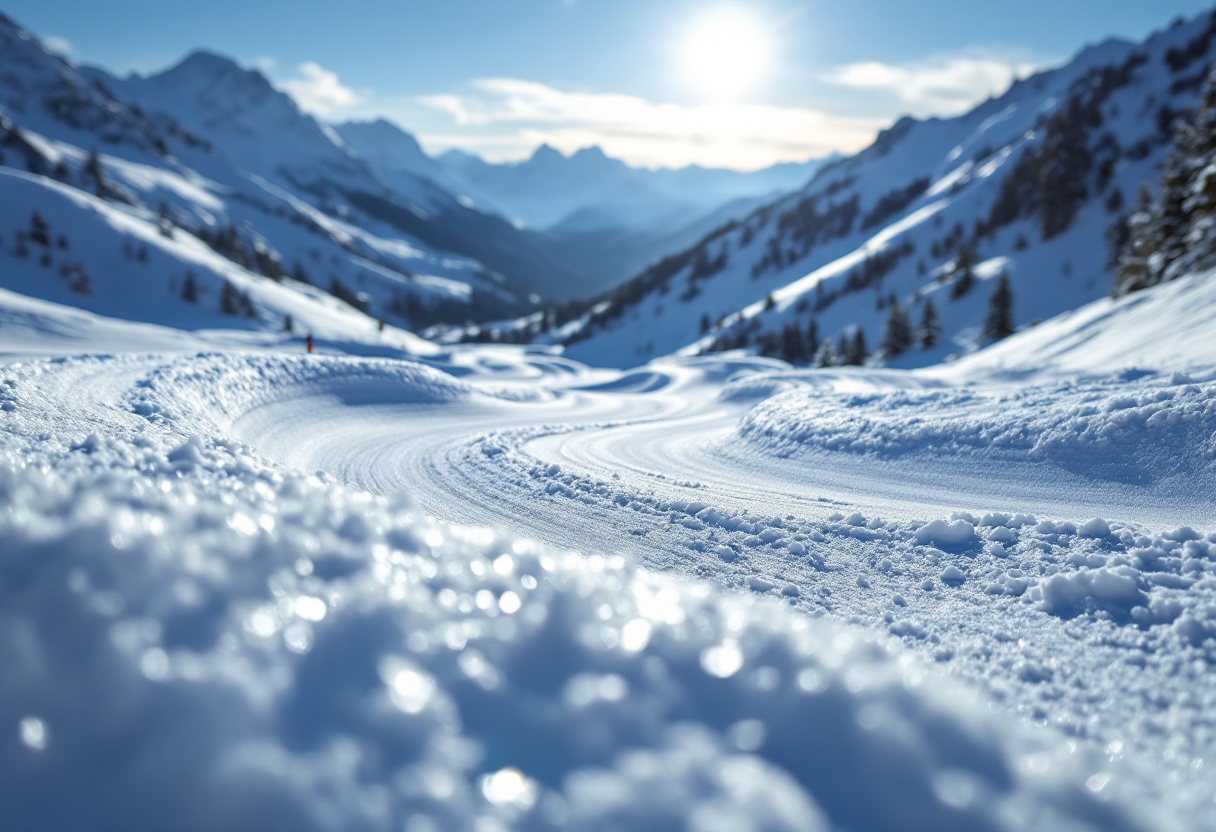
<box><xmin>280</xmin><ymin>62</ymin><xmax>364</xmax><ymax>118</ymax></box>
<box><xmin>417</xmin><ymin>78</ymin><xmax>885</xmax><ymax>170</ymax></box>
<box><xmin>44</xmin><ymin>36</ymin><xmax>73</xmax><ymax>58</ymax></box>
<box><xmin>250</xmin><ymin>56</ymin><xmax>277</xmax><ymax>73</ymax></box>
<box><xmin>822</xmin><ymin>54</ymin><xmax>1044</xmax><ymax>118</ymax></box>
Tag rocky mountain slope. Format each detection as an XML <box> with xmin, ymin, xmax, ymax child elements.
<box><xmin>502</xmin><ymin>10</ymin><xmax>1216</xmax><ymax>369</ymax></box>
<box><xmin>91</xmin><ymin>50</ymin><xmax>590</xmax><ymax>304</ymax></box>
<box><xmin>0</xmin><ymin>11</ymin><xmax>556</xmax><ymax>337</ymax></box>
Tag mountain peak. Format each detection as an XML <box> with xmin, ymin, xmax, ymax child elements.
<box><xmin>336</xmin><ymin>118</ymin><xmax>431</xmax><ymax>171</ymax></box>
<box><xmin>157</xmin><ymin>50</ymin><xmax>271</xmax><ymax>87</ymax></box>
<box><xmin>572</xmin><ymin>145</ymin><xmax>608</xmax><ymax>160</ymax></box>
<box><xmin>340</xmin><ymin>118</ymin><xmax>422</xmax><ymax>147</ymax></box>
<box><xmin>439</xmin><ymin>147</ymin><xmax>481</xmax><ymax>164</ymax></box>
<box><xmin>529</xmin><ymin>143</ymin><xmax>566</xmax><ymax>163</ymax></box>
<box><xmin>568</xmin><ymin>145</ymin><xmax>625</xmax><ymax>173</ymax></box>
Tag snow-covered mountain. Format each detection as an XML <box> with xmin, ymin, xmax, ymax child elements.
<box><xmin>4</xmin><ymin>193</ymin><xmax>1216</xmax><ymax>832</ymax></box>
<box><xmin>337</xmin><ymin>118</ymin><xmax>832</xmax><ymax>294</ymax></box>
<box><xmin>500</xmin><ymin>11</ymin><xmax>1216</xmax><ymax>368</ymax></box>
<box><xmin>95</xmin><ymin>51</ymin><xmax>375</xmax><ymax>199</ymax></box>
<box><xmin>94</xmin><ymin>52</ymin><xmax>593</xmax><ymax>303</ymax></box>
<box><xmin>435</xmin><ymin>142</ymin><xmax>832</xmax><ymax>291</ymax></box>
<box><xmin>335</xmin><ymin>118</ymin><xmax>480</xmax><ymax>210</ymax></box>
<box><xmin>437</xmin><ymin>143</ymin><xmax>827</xmax><ymax>233</ymax></box>
<box><xmin>0</xmin><ymin>13</ymin><xmax>539</xmax><ymax>342</ymax></box>
<box><xmin>7</xmin><ymin>7</ymin><xmax>1216</xmax><ymax>828</ymax></box>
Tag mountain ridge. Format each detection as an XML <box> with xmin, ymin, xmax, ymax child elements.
<box><xmin>340</xmin><ymin>114</ymin><xmax>832</xmax><ymax>292</ymax></box>
<box><xmin>479</xmin><ymin>9</ymin><xmax>1216</xmax><ymax>368</ymax></box>
<box><xmin>92</xmin><ymin>48</ymin><xmax>590</xmax><ymax>302</ymax></box>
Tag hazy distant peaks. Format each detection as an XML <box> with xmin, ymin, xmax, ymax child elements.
<box><xmin>528</xmin><ymin>143</ymin><xmax>612</xmax><ymax>164</ymax></box>
<box><xmin>149</xmin><ymin>50</ymin><xmax>278</xmax><ymax>97</ymax></box>
<box><xmin>528</xmin><ymin>143</ymin><xmax>565</xmax><ymax>163</ymax></box>
<box><xmin>338</xmin><ymin>118</ymin><xmax>426</xmax><ymax>152</ymax></box>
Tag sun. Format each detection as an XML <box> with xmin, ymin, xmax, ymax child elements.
<box><xmin>679</xmin><ymin>9</ymin><xmax>772</xmax><ymax>101</ymax></box>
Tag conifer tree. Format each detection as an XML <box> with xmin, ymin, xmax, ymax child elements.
<box><xmin>84</xmin><ymin>150</ymin><xmax>105</xmax><ymax>196</ymax></box>
<box><xmin>813</xmin><ymin>337</ymin><xmax>838</xmax><ymax>368</ymax></box>
<box><xmin>845</xmin><ymin>328</ymin><xmax>869</xmax><ymax>366</ymax></box>
<box><xmin>982</xmin><ymin>274</ymin><xmax>1015</xmax><ymax>341</ymax></box>
<box><xmin>781</xmin><ymin>322</ymin><xmax>807</xmax><ymax>364</ymax></box>
<box><xmin>220</xmin><ymin>280</ymin><xmax>241</xmax><ymax>315</ymax></box>
<box><xmin>950</xmin><ymin>268</ymin><xmax>975</xmax><ymax>299</ymax></box>
<box><xmin>918</xmin><ymin>298</ymin><xmax>941</xmax><ymax>348</ymax></box>
<box><xmin>181</xmin><ymin>271</ymin><xmax>198</xmax><ymax>304</ymax></box>
<box><xmin>1113</xmin><ymin>185</ymin><xmax>1159</xmax><ymax>293</ymax></box>
<box><xmin>1114</xmin><ymin>65</ymin><xmax>1216</xmax><ymax>294</ymax></box>
<box><xmin>950</xmin><ymin>241</ymin><xmax>977</xmax><ymax>299</ymax></box>
<box><xmin>880</xmin><ymin>300</ymin><xmax>913</xmax><ymax>358</ymax></box>
<box><xmin>68</xmin><ymin>266</ymin><xmax>91</xmax><ymax>296</ymax></box>
<box><xmin>29</xmin><ymin>211</ymin><xmax>50</xmax><ymax>247</ymax></box>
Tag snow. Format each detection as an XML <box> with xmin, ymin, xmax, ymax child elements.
<box><xmin>5</xmin><ymin>257</ymin><xmax>1215</xmax><ymax>829</ymax></box>
<box><xmin>9</xmin><ymin>350</ymin><xmax>1197</xmax><ymax>831</ymax></box>
<box><xmin>737</xmin><ymin>372</ymin><xmax>1216</xmax><ymax>506</ymax></box>
<box><xmin>941</xmin><ymin>268</ymin><xmax>1216</xmax><ymax>380</ymax></box>
<box><xmin>3</xmin><ymin>7</ymin><xmax>1216</xmax><ymax>831</ymax></box>
<box><xmin>914</xmin><ymin>519</ymin><xmax>978</xmax><ymax>548</ymax></box>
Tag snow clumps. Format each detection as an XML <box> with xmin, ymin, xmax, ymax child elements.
<box><xmin>737</xmin><ymin>374</ymin><xmax>1216</xmax><ymax>486</ymax></box>
<box><xmin>0</xmin><ymin>432</ymin><xmax>1170</xmax><ymax>832</ymax></box>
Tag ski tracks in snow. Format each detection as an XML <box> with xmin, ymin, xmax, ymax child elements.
<box><xmin>4</xmin><ymin>349</ymin><xmax>1216</xmax><ymax>810</ymax></box>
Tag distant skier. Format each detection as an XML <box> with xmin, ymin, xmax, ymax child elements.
<box><xmin>306</xmin><ymin>333</ymin><xmax>314</xmax><ymax>354</ymax></box>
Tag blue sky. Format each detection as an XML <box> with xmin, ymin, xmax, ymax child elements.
<box><xmin>5</xmin><ymin>0</ymin><xmax>1214</xmax><ymax>169</ymax></box>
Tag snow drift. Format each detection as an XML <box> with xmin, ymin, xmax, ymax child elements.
<box><xmin>737</xmin><ymin>371</ymin><xmax>1216</xmax><ymax>485</ymax></box>
<box><xmin>0</xmin><ymin>426</ymin><xmax>1179</xmax><ymax>832</ymax></box>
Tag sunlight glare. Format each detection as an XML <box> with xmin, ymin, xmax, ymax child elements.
<box><xmin>680</xmin><ymin>9</ymin><xmax>771</xmax><ymax>100</ymax></box>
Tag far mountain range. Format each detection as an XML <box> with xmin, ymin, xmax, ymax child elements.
<box><xmin>337</xmin><ymin>120</ymin><xmax>832</xmax><ymax>296</ymax></box>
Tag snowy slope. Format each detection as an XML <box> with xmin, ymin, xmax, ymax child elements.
<box><xmin>0</xmin><ymin>12</ymin><xmax>560</xmax><ymax>343</ymax></box>
<box><xmin>532</xmin><ymin>11</ymin><xmax>1216</xmax><ymax>368</ymax></box>
<box><xmin>940</xmin><ymin>266</ymin><xmax>1216</xmax><ymax>379</ymax></box>
<box><xmin>93</xmin><ymin>51</ymin><xmax>582</xmax><ymax>303</ymax></box>
<box><xmin>337</xmin><ymin>119</ymin><xmax>511</xmax><ymax>216</ymax></box>
<box><xmin>0</xmin><ymin>129</ymin><xmax>514</xmax><ymax>334</ymax></box>
<box><xmin>4</xmin><ymin>7</ymin><xmax>1216</xmax><ymax>830</ymax></box>
<box><xmin>4</xmin><ymin>259</ymin><xmax>1216</xmax><ymax>830</ymax></box>
<box><xmin>5</xmin><ymin>363</ymin><xmax>1181</xmax><ymax>832</ymax></box>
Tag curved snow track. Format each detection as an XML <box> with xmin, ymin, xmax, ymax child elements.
<box><xmin>6</xmin><ymin>348</ymin><xmax>1216</xmax><ymax>822</ymax></box>
<box><xmin>225</xmin><ymin>353</ymin><xmax>1214</xmax><ymax>547</ymax></box>
<box><xmin>218</xmin><ymin>351</ymin><xmax>1216</xmax><ymax>807</ymax></box>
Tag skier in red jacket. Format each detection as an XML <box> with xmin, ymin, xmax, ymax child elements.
<box><xmin>306</xmin><ymin>333</ymin><xmax>314</xmax><ymax>354</ymax></box>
